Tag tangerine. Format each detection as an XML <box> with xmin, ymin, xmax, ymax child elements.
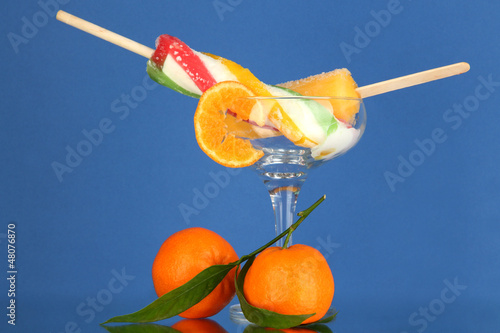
<box><xmin>243</xmin><ymin>244</ymin><xmax>334</xmax><ymax>324</ymax></box>
<box><xmin>152</xmin><ymin>227</ymin><xmax>238</xmax><ymax>318</ymax></box>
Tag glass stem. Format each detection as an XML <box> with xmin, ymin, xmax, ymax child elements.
<box><xmin>267</xmin><ymin>185</ymin><xmax>302</xmax><ymax>247</ymax></box>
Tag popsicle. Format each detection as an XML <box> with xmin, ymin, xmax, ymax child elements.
<box><xmin>55</xmin><ymin>10</ymin><xmax>471</xmax><ymax>162</ymax></box>
<box><xmin>146</xmin><ymin>34</ymin><xmax>351</xmax><ymax>149</ymax></box>
<box><xmin>55</xmin><ymin>10</ymin><xmax>470</xmax><ymax>103</ymax></box>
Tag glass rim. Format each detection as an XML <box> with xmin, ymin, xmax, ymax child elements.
<box><xmin>239</xmin><ymin>96</ymin><xmax>364</xmax><ymax>101</ymax></box>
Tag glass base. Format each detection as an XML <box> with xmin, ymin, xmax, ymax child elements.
<box><xmin>229</xmin><ymin>304</ymin><xmax>249</xmax><ymax>324</ymax></box>
<box><xmin>229</xmin><ymin>303</ymin><xmax>337</xmax><ymax>325</ymax></box>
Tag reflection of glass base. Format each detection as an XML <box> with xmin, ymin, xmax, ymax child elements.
<box><xmin>229</xmin><ymin>303</ymin><xmax>338</xmax><ymax>325</ymax></box>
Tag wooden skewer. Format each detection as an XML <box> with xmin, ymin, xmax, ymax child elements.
<box><xmin>356</xmin><ymin>62</ymin><xmax>470</xmax><ymax>98</ymax></box>
<box><xmin>56</xmin><ymin>10</ymin><xmax>469</xmax><ymax>98</ymax></box>
<box><xmin>56</xmin><ymin>10</ymin><xmax>154</xmax><ymax>58</ymax></box>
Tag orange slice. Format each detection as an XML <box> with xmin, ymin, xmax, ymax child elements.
<box><xmin>194</xmin><ymin>81</ymin><xmax>264</xmax><ymax>168</ymax></box>
<box><xmin>202</xmin><ymin>53</ymin><xmax>276</xmax><ymax>127</ymax></box>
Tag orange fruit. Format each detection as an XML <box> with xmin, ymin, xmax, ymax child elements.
<box><xmin>152</xmin><ymin>227</ymin><xmax>239</xmax><ymax>318</ymax></box>
<box><xmin>194</xmin><ymin>81</ymin><xmax>265</xmax><ymax>168</ymax></box>
<box><xmin>243</xmin><ymin>245</ymin><xmax>334</xmax><ymax>325</ymax></box>
<box><xmin>278</xmin><ymin>69</ymin><xmax>361</xmax><ymax>124</ymax></box>
<box><xmin>172</xmin><ymin>318</ymin><xmax>228</xmax><ymax>333</ymax></box>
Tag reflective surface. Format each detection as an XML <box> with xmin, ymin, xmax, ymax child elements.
<box><xmin>11</xmin><ymin>296</ymin><xmax>500</xmax><ymax>332</ymax></box>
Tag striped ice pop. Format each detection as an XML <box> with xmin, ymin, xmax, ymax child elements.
<box><xmin>147</xmin><ymin>34</ymin><xmax>361</xmax><ymax>155</ymax></box>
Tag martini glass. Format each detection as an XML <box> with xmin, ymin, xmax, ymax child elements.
<box><xmin>229</xmin><ymin>95</ymin><xmax>367</xmax><ymax>321</ymax></box>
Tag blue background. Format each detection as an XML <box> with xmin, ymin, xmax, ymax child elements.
<box><xmin>1</xmin><ymin>0</ymin><xmax>499</xmax><ymax>332</ymax></box>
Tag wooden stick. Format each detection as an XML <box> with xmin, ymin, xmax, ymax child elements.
<box><xmin>57</xmin><ymin>10</ymin><xmax>469</xmax><ymax>98</ymax></box>
<box><xmin>356</xmin><ymin>62</ymin><xmax>470</xmax><ymax>98</ymax></box>
<box><xmin>56</xmin><ymin>10</ymin><xmax>154</xmax><ymax>58</ymax></box>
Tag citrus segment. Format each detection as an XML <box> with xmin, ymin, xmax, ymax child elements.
<box><xmin>194</xmin><ymin>81</ymin><xmax>264</xmax><ymax>168</ymax></box>
<box><xmin>203</xmin><ymin>53</ymin><xmax>275</xmax><ymax>127</ymax></box>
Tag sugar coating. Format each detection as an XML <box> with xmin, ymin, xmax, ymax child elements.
<box><xmin>279</xmin><ymin>68</ymin><xmax>352</xmax><ymax>92</ymax></box>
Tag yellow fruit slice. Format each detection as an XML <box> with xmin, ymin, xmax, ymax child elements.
<box><xmin>194</xmin><ymin>81</ymin><xmax>264</xmax><ymax>168</ymax></box>
<box><xmin>203</xmin><ymin>53</ymin><xmax>271</xmax><ymax>97</ymax></box>
<box><xmin>278</xmin><ymin>68</ymin><xmax>361</xmax><ymax>124</ymax></box>
<box><xmin>203</xmin><ymin>53</ymin><xmax>318</xmax><ymax>147</ymax></box>
<box><xmin>266</xmin><ymin>101</ymin><xmax>317</xmax><ymax>148</ymax></box>
<box><xmin>203</xmin><ymin>53</ymin><xmax>274</xmax><ymax>127</ymax></box>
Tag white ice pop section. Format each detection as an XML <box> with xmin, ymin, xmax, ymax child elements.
<box><xmin>311</xmin><ymin>125</ymin><xmax>360</xmax><ymax>160</ymax></box>
<box><xmin>162</xmin><ymin>54</ymin><xmax>203</xmax><ymax>96</ymax></box>
<box><xmin>196</xmin><ymin>52</ymin><xmax>238</xmax><ymax>83</ymax></box>
<box><xmin>249</xmin><ymin>85</ymin><xmax>362</xmax><ymax>159</ymax></box>
<box><xmin>266</xmin><ymin>86</ymin><xmax>328</xmax><ymax>145</ymax></box>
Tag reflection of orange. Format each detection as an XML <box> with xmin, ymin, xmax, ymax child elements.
<box><xmin>172</xmin><ymin>318</ymin><xmax>228</xmax><ymax>333</ymax></box>
<box><xmin>152</xmin><ymin>227</ymin><xmax>238</xmax><ymax>318</ymax></box>
<box><xmin>244</xmin><ymin>245</ymin><xmax>334</xmax><ymax>325</ymax></box>
<box><xmin>194</xmin><ymin>81</ymin><xmax>264</xmax><ymax>168</ymax></box>
<box><xmin>268</xmin><ymin>186</ymin><xmax>300</xmax><ymax>195</ymax></box>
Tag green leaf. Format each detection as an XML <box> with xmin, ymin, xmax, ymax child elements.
<box><xmin>310</xmin><ymin>311</ymin><xmax>337</xmax><ymax>324</ymax></box>
<box><xmin>103</xmin><ymin>263</ymin><xmax>237</xmax><ymax>323</ymax></box>
<box><xmin>102</xmin><ymin>323</ymin><xmax>181</xmax><ymax>333</ymax></box>
<box><xmin>235</xmin><ymin>256</ymin><xmax>315</xmax><ymax>329</ymax></box>
<box><xmin>240</xmin><ymin>195</ymin><xmax>327</xmax><ymax>261</ymax></box>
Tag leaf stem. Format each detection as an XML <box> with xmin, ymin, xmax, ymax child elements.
<box><xmin>237</xmin><ymin>195</ymin><xmax>325</xmax><ymax>263</ymax></box>
<box><xmin>282</xmin><ymin>227</ymin><xmax>294</xmax><ymax>249</ymax></box>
